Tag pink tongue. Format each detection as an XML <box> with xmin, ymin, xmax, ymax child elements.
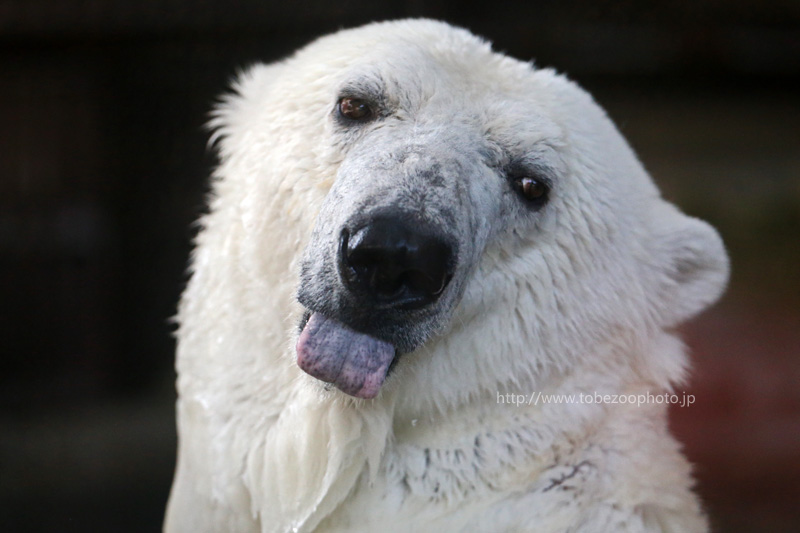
<box><xmin>296</xmin><ymin>313</ymin><xmax>395</xmax><ymax>399</ymax></box>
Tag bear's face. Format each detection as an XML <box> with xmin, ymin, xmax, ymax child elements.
<box><xmin>217</xmin><ymin>21</ymin><xmax>728</xmax><ymax>400</ymax></box>
<box><xmin>297</xmin><ymin>70</ymin><xmax>560</xmax><ymax>341</ymax></box>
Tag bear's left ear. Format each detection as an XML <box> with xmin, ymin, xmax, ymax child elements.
<box><xmin>647</xmin><ymin>204</ymin><xmax>730</xmax><ymax>328</ymax></box>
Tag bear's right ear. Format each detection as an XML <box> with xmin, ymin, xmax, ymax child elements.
<box><xmin>647</xmin><ymin>204</ymin><xmax>730</xmax><ymax>328</ymax></box>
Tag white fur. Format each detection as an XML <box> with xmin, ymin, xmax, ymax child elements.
<box><xmin>165</xmin><ymin>20</ymin><xmax>728</xmax><ymax>533</ymax></box>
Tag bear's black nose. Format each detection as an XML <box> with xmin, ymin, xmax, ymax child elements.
<box><xmin>341</xmin><ymin>216</ymin><xmax>455</xmax><ymax>310</ymax></box>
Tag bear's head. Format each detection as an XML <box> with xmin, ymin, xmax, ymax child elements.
<box><xmin>208</xmin><ymin>20</ymin><xmax>729</xmax><ymax>407</ymax></box>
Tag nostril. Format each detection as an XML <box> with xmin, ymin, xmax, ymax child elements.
<box><xmin>339</xmin><ymin>217</ymin><xmax>455</xmax><ymax>309</ymax></box>
<box><xmin>402</xmin><ymin>269</ymin><xmax>451</xmax><ymax>297</ymax></box>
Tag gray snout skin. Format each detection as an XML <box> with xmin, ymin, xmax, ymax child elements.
<box><xmin>297</xmin><ymin>125</ymin><xmax>497</xmax><ymax>356</ymax></box>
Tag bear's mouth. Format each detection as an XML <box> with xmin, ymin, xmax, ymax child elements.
<box><xmin>296</xmin><ymin>312</ymin><xmax>398</xmax><ymax>399</ymax></box>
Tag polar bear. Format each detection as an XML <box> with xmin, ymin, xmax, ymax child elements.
<box><xmin>164</xmin><ymin>19</ymin><xmax>728</xmax><ymax>533</ymax></box>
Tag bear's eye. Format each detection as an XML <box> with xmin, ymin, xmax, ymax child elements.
<box><xmin>338</xmin><ymin>97</ymin><xmax>373</xmax><ymax>121</ymax></box>
<box><xmin>514</xmin><ymin>176</ymin><xmax>549</xmax><ymax>203</ymax></box>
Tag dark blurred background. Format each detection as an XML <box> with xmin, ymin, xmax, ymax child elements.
<box><xmin>0</xmin><ymin>1</ymin><xmax>798</xmax><ymax>531</ymax></box>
